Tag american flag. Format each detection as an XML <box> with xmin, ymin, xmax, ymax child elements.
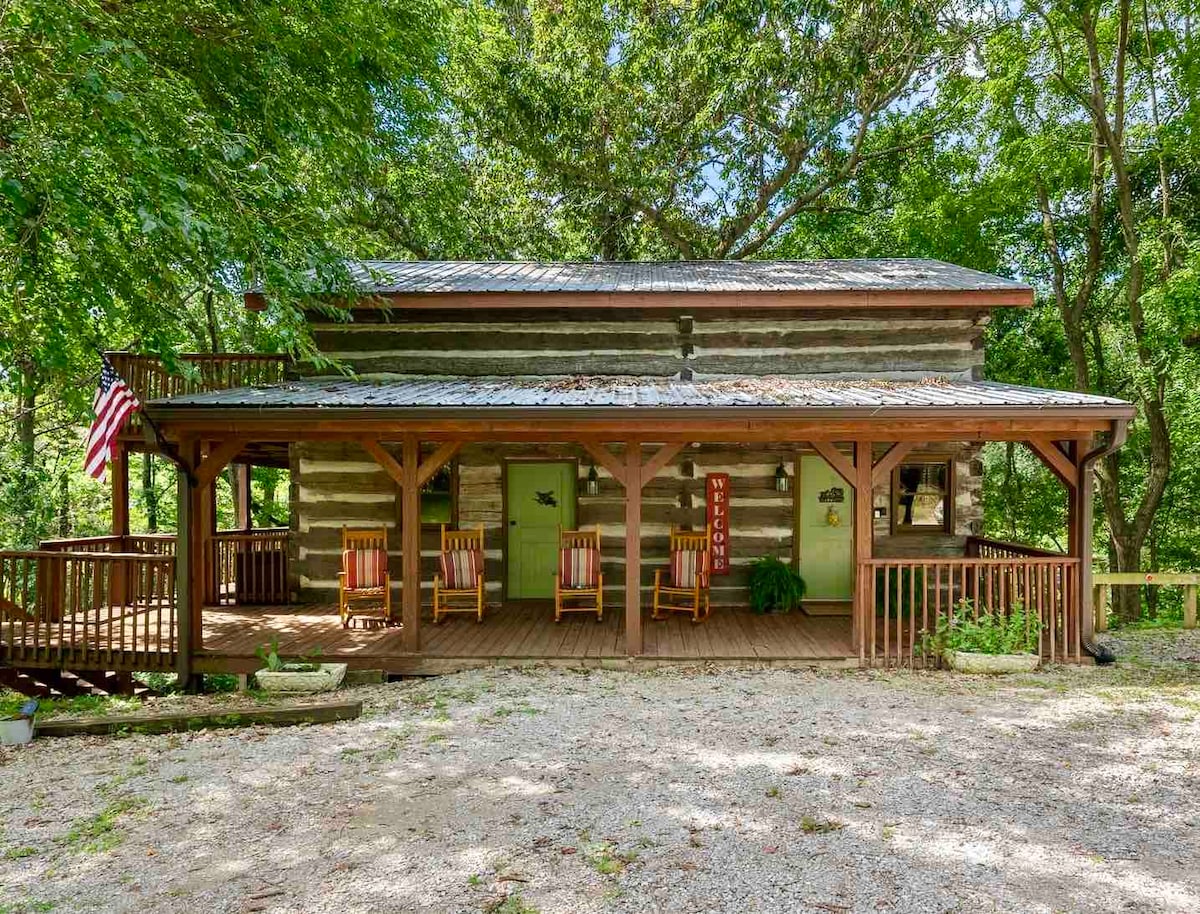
<box><xmin>84</xmin><ymin>355</ymin><xmax>140</xmax><ymax>481</ymax></box>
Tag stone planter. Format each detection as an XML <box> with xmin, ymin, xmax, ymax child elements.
<box><xmin>0</xmin><ymin>717</ymin><xmax>34</xmax><ymax>746</ymax></box>
<box><xmin>255</xmin><ymin>662</ymin><xmax>348</xmax><ymax>693</ymax></box>
<box><xmin>944</xmin><ymin>650</ymin><xmax>1040</xmax><ymax>674</ymax></box>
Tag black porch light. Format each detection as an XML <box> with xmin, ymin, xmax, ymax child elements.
<box><xmin>585</xmin><ymin>464</ymin><xmax>600</xmax><ymax>496</ymax></box>
<box><xmin>774</xmin><ymin>461</ymin><xmax>790</xmax><ymax>493</ymax></box>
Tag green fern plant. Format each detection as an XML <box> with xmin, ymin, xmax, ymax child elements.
<box><xmin>747</xmin><ymin>556</ymin><xmax>807</xmax><ymax>614</ymax></box>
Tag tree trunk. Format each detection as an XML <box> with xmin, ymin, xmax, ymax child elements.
<box><xmin>15</xmin><ymin>366</ymin><xmax>39</xmax><ymax>547</ymax></box>
<box><xmin>56</xmin><ymin>473</ymin><xmax>71</xmax><ymax>538</ymax></box>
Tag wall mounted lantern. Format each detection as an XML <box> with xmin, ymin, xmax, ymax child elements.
<box><xmin>774</xmin><ymin>462</ymin><xmax>790</xmax><ymax>493</ymax></box>
<box><xmin>585</xmin><ymin>464</ymin><xmax>600</xmax><ymax>496</ymax></box>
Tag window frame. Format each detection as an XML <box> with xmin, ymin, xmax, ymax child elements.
<box><xmin>889</xmin><ymin>459</ymin><xmax>954</xmax><ymax>535</ymax></box>
<box><xmin>418</xmin><ymin>459</ymin><xmax>459</xmax><ymax>529</ymax></box>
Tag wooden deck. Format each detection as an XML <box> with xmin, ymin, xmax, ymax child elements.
<box><xmin>195</xmin><ymin>602</ymin><xmax>855</xmax><ymax>674</ymax></box>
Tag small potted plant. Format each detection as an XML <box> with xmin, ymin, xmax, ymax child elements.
<box><xmin>928</xmin><ymin>601</ymin><xmax>1041</xmax><ymax>673</ymax></box>
<box><xmin>253</xmin><ymin>639</ymin><xmax>347</xmax><ymax>693</ymax></box>
<box><xmin>748</xmin><ymin>556</ymin><xmax>807</xmax><ymax>614</ymax></box>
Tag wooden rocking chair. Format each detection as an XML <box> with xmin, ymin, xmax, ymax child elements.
<box><xmin>338</xmin><ymin>527</ymin><xmax>393</xmax><ymax>629</ymax></box>
<box><xmin>554</xmin><ymin>527</ymin><xmax>603</xmax><ymax>622</ymax></box>
<box><xmin>433</xmin><ymin>524</ymin><xmax>485</xmax><ymax>623</ymax></box>
<box><xmin>652</xmin><ymin>524</ymin><xmax>712</xmax><ymax>623</ymax></box>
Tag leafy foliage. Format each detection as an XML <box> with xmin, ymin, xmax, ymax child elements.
<box><xmin>748</xmin><ymin>556</ymin><xmax>807</xmax><ymax>614</ymax></box>
<box><xmin>928</xmin><ymin>602</ymin><xmax>1039</xmax><ymax>656</ymax></box>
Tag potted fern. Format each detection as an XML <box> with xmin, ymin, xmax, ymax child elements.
<box><xmin>928</xmin><ymin>601</ymin><xmax>1041</xmax><ymax>673</ymax></box>
<box><xmin>748</xmin><ymin>556</ymin><xmax>807</xmax><ymax>614</ymax></box>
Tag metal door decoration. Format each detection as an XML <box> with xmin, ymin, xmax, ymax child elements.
<box><xmin>706</xmin><ymin>472</ymin><xmax>730</xmax><ymax>575</ymax></box>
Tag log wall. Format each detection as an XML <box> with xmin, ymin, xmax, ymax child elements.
<box><xmin>304</xmin><ymin>307</ymin><xmax>988</xmax><ymax>381</ymax></box>
<box><xmin>290</xmin><ymin>441</ymin><xmax>981</xmax><ymax>606</ymax></box>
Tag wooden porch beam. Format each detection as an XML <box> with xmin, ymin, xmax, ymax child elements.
<box><xmin>194</xmin><ymin>437</ymin><xmax>249</xmax><ymax>489</ymax></box>
<box><xmin>810</xmin><ymin>441</ymin><xmax>858</xmax><ymax>489</ymax></box>
<box><xmin>580</xmin><ymin>440</ymin><xmax>627</xmax><ymax>488</ymax></box>
<box><xmin>871</xmin><ymin>441</ymin><xmax>917</xmax><ymax>488</ymax></box>
<box><xmin>1026</xmin><ymin>437</ymin><xmax>1078</xmax><ymax>490</ymax></box>
<box><xmin>640</xmin><ymin>442</ymin><xmax>684</xmax><ymax>488</ymax></box>
<box><xmin>111</xmin><ymin>442</ymin><xmax>130</xmax><ymax>538</ymax></box>
<box><xmin>416</xmin><ymin>440</ymin><xmax>462</xmax><ymax>490</ymax></box>
<box><xmin>853</xmin><ymin>440</ymin><xmax>874</xmax><ymax>665</ymax></box>
<box><xmin>361</xmin><ymin>438</ymin><xmax>406</xmax><ymax>489</ymax></box>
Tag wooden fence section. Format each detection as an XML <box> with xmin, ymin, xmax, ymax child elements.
<box><xmin>1093</xmin><ymin>572</ymin><xmax>1200</xmax><ymax>631</ymax></box>
<box><xmin>0</xmin><ymin>551</ymin><xmax>176</xmax><ymax>670</ymax></box>
<box><xmin>209</xmin><ymin>528</ymin><xmax>289</xmax><ymax>606</ymax></box>
<box><xmin>856</xmin><ymin>556</ymin><xmax>1082</xmax><ymax>667</ymax></box>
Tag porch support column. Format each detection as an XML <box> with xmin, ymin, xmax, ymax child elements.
<box><xmin>401</xmin><ymin>435</ymin><xmax>421</xmax><ymax>653</ymax></box>
<box><xmin>175</xmin><ymin>438</ymin><xmax>203</xmax><ymax>687</ymax></box>
<box><xmin>111</xmin><ymin>442</ymin><xmax>130</xmax><ymax>538</ymax></box>
<box><xmin>853</xmin><ymin>440</ymin><xmax>874</xmax><ymax>664</ymax></box>
<box><xmin>234</xmin><ymin>462</ymin><xmax>252</xmax><ymax>530</ymax></box>
<box><xmin>1071</xmin><ymin>439</ymin><xmax>1094</xmax><ymax>657</ymax></box>
<box><xmin>110</xmin><ymin>442</ymin><xmax>130</xmax><ymax>606</ymax></box>
<box><xmin>624</xmin><ymin>441</ymin><xmax>643</xmax><ymax>657</ymax></box>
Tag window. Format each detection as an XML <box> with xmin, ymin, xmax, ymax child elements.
<box><xmin>420</xmin><ymin>463</ymin><xmax>456</xmax><ymax>525</ymax></box>
<box><xmin>891</xmin><ymin>461</ymin><xmax>951</xmax><ymax>533</ymax></box>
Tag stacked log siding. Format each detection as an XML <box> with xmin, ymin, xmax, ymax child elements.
<box><xmin>290</xmin><ymin>304</ymin><xmax>987</xmax><ymax>606</ymax></box>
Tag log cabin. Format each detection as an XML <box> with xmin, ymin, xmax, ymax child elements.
<box><xmin>0</xmin><ymin>260</ymin><xmax>1134</xmax><ymax>689</ymax></box>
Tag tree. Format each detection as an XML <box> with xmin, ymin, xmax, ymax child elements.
<box><xmin>445</xmin><ymin>0</ymin><xmax>973</xmax><ymax>260</ymax></box>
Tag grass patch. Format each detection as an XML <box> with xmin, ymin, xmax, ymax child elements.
<box><xmin>3</xmin><ymin>845</ymin><xmax>39</xmax><ymax>860</ymax></box>
<box><xmin>487</xmin><ymin>894</ymin><xmax>539</xmax><ymax>914</ymax></box>
<box><xmin>0</xmin><ymin>690</ymin><xmax>141</xmax><ymax>720</ymax></box>
<box><xmin>61</xmin><ymin>796</ymin><xmax>147</xmax><ymax>853</ymax></box>
<box><xmin>0</xmin><ymin>902</ymin><xmax>56</xmax><ymax>913</ymax></box>
<box><xmin>800</xmin><ymin>815</ymin><xmax>844</xmax><ymax>835</ymax></box>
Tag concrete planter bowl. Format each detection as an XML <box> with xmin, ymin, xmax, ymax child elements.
<box><xmin>255</xmin><ymin>662</ymin><xmax>348</xmax><ymax>693</ymax></box>
<box><xmin>944</xmin><ymin>650</ymin><xmax>1040</xmax><ymax>675</ymax></box>
<box><xmin>0</xmin><ymin>717</ymin><xmax>35</xmax><ymax>746</ymax></box>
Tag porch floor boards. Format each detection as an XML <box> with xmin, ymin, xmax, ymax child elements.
<box><xmin>197</xmin><ymin>601</ymin><xmax>853</xmax><ymax>669</ymax></box>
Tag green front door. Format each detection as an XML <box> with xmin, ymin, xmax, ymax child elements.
<box><xmin>797</xmin><ymin>454</ymin><xmax>855</xmax><ymax>603</ymax></box>
<box><xmin>506</xmin><ymin>461</ymin><xmax>577</xmax><ymax>599</ymax></box>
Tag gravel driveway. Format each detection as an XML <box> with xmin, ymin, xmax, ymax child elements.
<box><xmin>2</xmin><ymin>665</ymin><xmax>1199</xmax><ymax>914</ymax></box>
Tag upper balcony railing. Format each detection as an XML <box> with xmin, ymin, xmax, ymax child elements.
<box><xmin>107</xmin><ymin>351</ymin><xmax>289</xmax><ymax>437</ymax></box>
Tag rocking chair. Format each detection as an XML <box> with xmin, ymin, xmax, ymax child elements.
<box><xmin>338</xmin><ymin>527</ymin><xmax>393</xmax><ymax>629</ymax></box>
<box><xmin>554</xmin><ymin>527</ymin><xmax>603</xmax><ymax>622</ymax></box>
<box><xmin>433</xmin><ymin>524</ymin><xmax>486</xmax><ymax>623</ymax></box>
<box><xmin>652</xmin><ymin>524</ymin><xmax>712</xmax><ymax>623</ymax></box>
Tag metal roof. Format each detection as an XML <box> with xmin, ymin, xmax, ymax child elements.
<box><xmin>151</xmin><ymin>376</ymin><xmax>1130</xmax><ymax>415</ymax></box>
<box><xmin>326</xmin><ymin>259</ymin><xmax>1030</xmax><ymax>296</ymax></box>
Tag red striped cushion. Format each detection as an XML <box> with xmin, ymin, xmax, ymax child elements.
<box><xmin>343</xmin><ymin>548</ymin><xmax>386</xmax><ymax>590</ymax></box>
<box><xmin>559</xmin><ymin>547</ymin><xmax>599</xmax><ymax>589</ymax></box>
<box><xmin>440</xmin><ymin>549</ymin><xmax>482</xmax><ymax>590</ymax></box>
<box><xmin>670</xmin><ymin>549</ymin><xmax>709</xmax><ymax>589</ymax></box>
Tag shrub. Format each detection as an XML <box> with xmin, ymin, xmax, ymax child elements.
<box><xmin>928</xmin><ymin>601</ymin><xmax>1038</xmax><ymax>656</ymax></box>
<box><xmin>747</xmin><ymin>556</ymin><xmax>807</xmax><ymax>614</ymax></box>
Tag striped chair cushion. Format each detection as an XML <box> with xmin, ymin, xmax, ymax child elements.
<box><xmin>559</xmin><ymin>547</ymin><xmax>599</xmax><ymax>589</ymax></box>
<box><xmin>440</xmin><ymin>549</ymin><xmax>482</xmax><ymax>590</ymax></box>
<box><xmin>343</xmin><ymin>548</ymin><xmax>386</xmax><ymax>590</ymax></box>
<box><xmin>669</xmin><ymin>549</ymin><xmax>709</xmax><ymax>590</ymax></box>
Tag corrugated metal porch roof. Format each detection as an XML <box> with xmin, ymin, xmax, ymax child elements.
<box><xmin>150</xmin><ymin>376</ymin><xmax>1131</xmax><ymax>414</ymax></box>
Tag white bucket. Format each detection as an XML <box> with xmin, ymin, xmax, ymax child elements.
<box><xmin>0</xmin><ymin>717</ymin><xmax>34</xmax><ymax>746</ymax></box>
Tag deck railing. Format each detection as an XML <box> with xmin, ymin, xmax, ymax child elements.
<box><xmin>965</xmin><ymin>536</ymin><xmax>1064</xmax><ymax>560</ymax></box>
<box><xmin>856</xmin><ymin>556</ymin><xmax>1082</xmax><ymax>668</ymax></box>
<box><xmin>209</xmin><ymin>528</ymin><xmax>290</xmax><ymax>605</ymax></box>
<box><xmin>106</xmin><ymin>351</ymin><xmax>288</xmax><ymax>436</ymax></box>
<box><xmin>0</xmin><ymin>550</ymin><xmax>176</xmax><ymax>669</ymax></box>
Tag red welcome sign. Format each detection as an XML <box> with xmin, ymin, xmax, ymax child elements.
<box><xmin>706</xmin><ymin>472</ymin><xmax>730</xmax><ymax>575</ymax></box>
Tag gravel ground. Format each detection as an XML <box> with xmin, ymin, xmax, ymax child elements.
<box><xmin>1098</xmin><ymin>627</ymin><xmax>1200</xmax><ymax>666</ymax></box>
<box><xmin>3</xmin><ymin>664</ymin><xmax>1200</xmax><ymax>914</ymax></box>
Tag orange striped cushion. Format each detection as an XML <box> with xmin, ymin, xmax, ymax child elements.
<box><xmin>559</xmin><ymin>547</ymin><xmax>599</xmax><ymax>589</ymax></box>
<box><xmin>343</xmin><ymin>548</ymin><xmax>386</xmax><ymax>590</ymax></box>
<box><xmin>440</xmin><ymin>549</ymin><xmax>482</xmax><ymax>590</ymax></box>
<box><xmin>670</xmin><ymin>549</ymin><xmax>709</xmax><ymax>590</ymax></box>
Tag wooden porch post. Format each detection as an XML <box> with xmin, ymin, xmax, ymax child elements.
<box><xmin>1073</xmin><ymin>440</ymin><xmax>1094</xmax><ymax>656</ymax></box>
<box><xmin>234</xmin><ymin>462</ymin><xmax>253</xmax><ymax>530</ymax></box>
<box><xmin>624</xmin><ymin>441</ymin><xmax>642</xmax><ymax>657</ymax></box>
<box><xmin>401</xmin><ymin>435</ymin><xmax>421</xmax><ymax>653</ymax></box>
<box><xmin>175</xmin><ymin>439</ymin><xmax>203</xmax><ymax>685</ymax></box>
<box><xmin>111</xmin><ymin>442</ymin><xmax>130</xmax><ymax>538</ymax></box>
<box><xmin>853</xmin><ymin>440</ymin><xmax>874</xmax><ymax>664</ymax></box>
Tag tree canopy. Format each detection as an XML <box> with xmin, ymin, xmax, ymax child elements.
<box><xmin>1</xmin><ymin>0</ymin><xmax>1198</xmax><ymax>623</ymax></box>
